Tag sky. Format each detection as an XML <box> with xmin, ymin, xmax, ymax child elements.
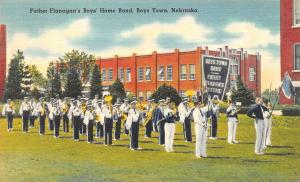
<box><xmin>0</xmin><ymin>0</ymin><xmax>280</xmax><ymax>91</ymax></box>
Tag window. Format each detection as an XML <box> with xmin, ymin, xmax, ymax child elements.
<box><xmin>138</xmin><ymin>67</ymin><xmax>144</xmax><ymax>81</ymax></box>
<box><xmin>102</xmin><ymin>69</ymin><xmax>106</xmax><ymax>81</ymax></box>
<box><xmin>126</xmin><ymin>68</ymin><xmax>131</xmax><ymax>82</ymax></box>
<box><xmin>138</xmin><ymin>91</ymin><xmax>144</xmax><ymax>101</ymax></box>
<box><xmin>249</xmin><ymin>67</ymin><xmax>255</xmax><ymax>81</ymax></box>
<box><xmin>146</xmin><ymin>91</ymin><xmax>152</xmax><ymax>99</ymax></box>
<box><xmin>294</xmin><ymin>0</ymin><xmax>300</xmax><ymax>26</ymax></box>
<box><xmin>108</xmin><ymin>68</ymin><xmax>113</xmax><ymax>81</ymax></box>
<box><xmin>167</xmin><ymin>65</ymin><xmax>173</xmax><ymax>81</ymax></box>
<box><xmin>295</xmin><ymin>44</ymin><xmax>300</xmax><ymax>70</ymax></box>
<box><xmin>119</xmin><ymin>68</ymin><xmax>124</xmax><ymax>82</ymax></box>
<box><xmin>189</xmin><ymin>64</ymin><xmax>196</xmax><ymax>80</ymax></box>
<box><xmin>145</xmin><ymin>67</ymin><xmax>151</xmax><ymax>81</ymax></box>
<box><xmin>158</xmin><ymin>66</ymin><xmax>165</xmax><ymax>81</ymax></box>
<box><xmin>180</xmin><ymin>64</ymin><xmax>187</xmax><ymax>80</ymax></box>
<box><xmin>230</xmin><ymin>58</ymin><xmax>239</xmax><ymax>75</ymax></box>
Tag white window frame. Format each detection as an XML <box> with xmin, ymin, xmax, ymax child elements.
<box><xmin>295</xmin><ymin>43</ymin><xmax>300</xmax><ymax>70</ymax></box>
<box><xmin>158</xmin><ymin>66</ymin><xmax>165</xmax><ymax>81</ymax></box>
<box><xmin>180</xmin><ymin>64</ymin><xmax>187</xmax><ymax>80</ymax></box>
<box><xmin>145</xmin><ymin>67</ymin><xmax>151</xmax><ymax>81</ymax></box>
<box><xmin>138</xmin><ymin>67</ymin><xmax>144</xmax><ymax>82</ymax></box>
<box><xmin>249</xmin><ymin>67</ymin><xmax>255</xmax><ymax>82</ymax></box>
<box><xmin>102</xmin><ymin>69</ymin><xmax>106</xmax><ymax>82</ymax></box>
<box><xmin>189</xmin><ymin>64</ymin><xmax>196</xmax><ymax>80</ymax></box>
<box><xmin>108</xmin><ymin>68</ymin><xmax>113</xmax><ymax>81</ymax></box>
<box><xmin>230</xmin><ymin>58</ymin><xmax>239</xmax><ymax>75</ymax></box>
<box><xmin>294</xmin><ymin>0</ymin><xmax>300</xmax><ymax>27</ymax></box>
<box><xmin>126</xmin><ymin>68</ymin><xmax>131</xmax><ymax>82</ymax></box>
<box><xmin>166</xmin><ymin>65</ymin><xmax>173</xmax><ymax>81</ymax></box>
<box><xmin>119</xmin><ymin>68</ymin><xmax>124</xmax><ymax>82</ymax></box>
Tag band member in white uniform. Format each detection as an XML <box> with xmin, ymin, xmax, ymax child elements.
<box><xmin>164</xmin><ymin>102</ymin><xmax>176</xmax><ymax>152</ymax></box>
<box><xmin>84</xmin><ymin>103</ymin><xmax>95</xmax><ymax>143</ymax></box>
<box><xmin>120</xmin><ymin>98</ymin><xmax>130</xmax><ymax>135</ymax></box>
<box><xmin>92</xmin><ymin>94</ymin><xmax>99</xmax><ymax>108</ymax></box>
<box><xmin>102</xmin><ymin>99</ymin><xmax>114</xmax><ymax>146</ymax></box>
<box><xmin>19</xmin><ymin>97</ymin><xmax>32</xmax><ymax>133</ymax></box>
<box><xmin>247</xmin><ymin>97</ymin><xmax>268</xmax><ymax>155</ymax></box>
<box><xmin>193</xmin><ymin>100</ymin><xmax>209</xmax><ymax>158</ymax></box>
<box><xmin>62</xmin><ymin>98</ymin><xmax>70</xmax><ymax>133</ymax></box>
<box><xmin>95</xmin><ymin>100</ymin><xmax>104</xmax><ymax>138</ymax></box>
<box><xmin>263</xmin><ymin>102</ymin><xmax>273</xmax><ymax>148</ymax></box>
<box><xmin>113</xmin><ymin>102</ymin><xmax>122</xmax><ymax>140</ymax></box>
<box><xmin>179</xmin><ymin>98</ymin><xmax>192</xmax><ymax>142</ymax></box>
<box><xmin>47</xmin><ymin>98</ymin><xmax>54</xmax><ymax>131</ymax></box>
<box><xmin>2</xmin><ymin>99</ymin><xmax>15</xmax><ymax>131</ymax></box>
<box><xmin>37</xmin><ymin>97</ymin><xmax>47</xmax><ymax>135</ymax></box>
<box><xmin>52</xmin><ymin>100</ymin><xmax>62</xmax><ymax>138</ymax></box>
<box><xmin>72</xmin><ymin>100</ymin><xmax>82</xmax><ymax>141</ymax></box>
<box><xmin>153</xmin><ymin>99</ymin><xmax>166</xmax><ymax>145</ymax></box>
<box><xmin>144</xmin><ymin>98</ymin><xmax>155</xmax><ymax>138</ymax></box>
<box><xmin>126</xmin><ymin>100</ymin><xmax>141</xmax><ymax>150</ymax></box>
<box><xmin>29</xmin><ymin>98</ymin><xmax>38</xmax><ymax>128</ymax></box>
<box><xmin>226</xmin><ymin>100</ymin><xmax>239</xmax><ymax>144</ymax></box>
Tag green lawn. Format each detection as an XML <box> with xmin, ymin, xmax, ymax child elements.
<box><xmin>0</xmin><ymin>115</ymin><xmax>299</xmax><ymax>182</ymax></box>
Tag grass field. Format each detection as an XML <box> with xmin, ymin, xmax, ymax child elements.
<box><xmin>0</xmin><ymin>114</ymin><xmax>299</xmax><ymax>182</ymax></box>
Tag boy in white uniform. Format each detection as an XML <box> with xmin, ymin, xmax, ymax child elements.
<box><xmin>2</xmin><ymin>99</ymin><xmax>15</xmax><ymax>131</ymax></box>
<box><xmin>163</xmin><ymin>102</ymin><xmax>176</xmax><ymax>152</ymax></box>
<box><xmin>193</xmin><ymin>101</ymin><xmax>209</xmax><ymax>158</ymax></box>
<box><xmin>226</xmin><ymin>100</ymin><xmax>239</xmax><ymax>144</ymax></box>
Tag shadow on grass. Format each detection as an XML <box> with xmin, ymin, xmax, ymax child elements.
<box><xmin>111</xmin><ymin>144</ymin><xmax>129</xmax><ymax>148</ymax></box>
<box><xmin>138</xmin><ymin>148</ymin><xmax>161</xmax><ymax>152</ymax></box>
<box><xmin>59</xmin><ymin>136</ymin><xmax>73</xmax><ymax>139</ymax></box>
<box><xmin>270</xmin><ymin>145</ymin><xmax>294</xmax><ymax>149</ymax></box>
<box><xmin>173</xmin><ymin>144</ymin><xmax>188</xmax><ymax>148</ymax></box>
<box><xmin>264</xmin><ymin>152</ymin><xmax>294</xmax><ymax>156</ymax></box>
<box><xmin>239</xmin><ymin>141</ymin><xmax>255</xmax><ymax>145</ymax></box>
<box><xmin>243</xmin><ymin>159</ymin><xmax>276</xmax><ymax>163</ymax></box>
<box><xmin>216</xmin><ymin>137</ymin><xmax>226</xmax><ymax>140</ymax></box>
<box><xmin>208</xmin><ymin>146</ymin><xmax>224</xmax><ymax>149</ymax></box>
<box><xmin>174</xmin><ymin>150</ymin><xmax>193</xmax><ymax>154</ymax></box>
<box><xmin>140</xmin><ymin>140</ymin><xmax>154</xmax><ymax>144</ymax></box>
<box><xmin>207</xmin><ymin>156</ymin><xmax>232</xmax><ymax>159</ymax></box>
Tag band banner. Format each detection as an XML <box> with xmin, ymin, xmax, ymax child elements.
<box><xmin>202</xmin><ymin>55</ymin><xmax>230</xmax><ymax>101</ymax></box>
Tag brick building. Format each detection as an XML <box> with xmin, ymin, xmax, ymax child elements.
<box><xmin>0</xmin><ymin>24</ymin><xmax>6</xmax><ymax>99</ymax></box>
<box><xmin>96</xmin><ymin>46</ymin><xmax>261</xmax><ymax>101</ymax></box>
<box><xmin>280</xmin><ymin>0</ymin><xmax>300</xmax><ymax>104</ymax></box>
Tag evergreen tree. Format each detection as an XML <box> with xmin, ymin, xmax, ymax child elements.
<box><xmin>4</xmin><ymin>50</ymin><xmax>25</xmax><ymax>100</ymax></box>
<box><xmin>90</xmin><ymin>64</ymin><xmax>103</xmax><ymax>99</ymax></box>
<box><xmin>151</xmin><ymin>84</ymin><xmax>181</xmax><ymax>105</ymax></box>
<box><xmin>109</xmin><ymin>78</ymin><xmax>126</xmax><ymax>104</ymax></box>
<box><xmin>21</xmin><ymin>65</ymin><xmax>32</xmax><ymax>97</ymax></box>
<box><xmin>231</xmin><ymin>78</ymin><xmax>255</xmax><ymax>106</ymax></box>
<box><xmin>64</xmin><ymin>65</ymin><xmax>82</xmax><ymax>98</ymax></box>
<box><xmin>46</xmin><ymin>62</ymin><xmax>62</xmax><ymax>98</ymax></box>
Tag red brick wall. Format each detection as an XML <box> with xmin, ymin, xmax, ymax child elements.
<box><xmin>95</xmin><ymin>47</ymin><xmax>259</xmax><ymax>100</ymax></box>
<box><xmin>280</xmin><ymin>0</ymin><xmax>300</xmax><ymax>104</ymax></box>
<box><xmin>0</xmin><ymin>24</ymin><xmax>6</xmax><ymax>99</ymax></box>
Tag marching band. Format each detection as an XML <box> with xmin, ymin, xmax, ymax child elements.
<box><xmin>1</xmin><ymin>94</ymin><xmax>275</xmax><ymax>158</ymax></box>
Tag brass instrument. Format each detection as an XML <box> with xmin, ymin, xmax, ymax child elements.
<box><xmin>62</xmin><ymin>103</ymin><xmax>69</xmax><ymax>114</ymax></box>
<box><xmin>143</xmin><ymin>103</ymin><xmax>157</xmax><ymax>126</ymax></box>
<box><xmin>9</xmin><ymin>101</ymin><xmax>15</xmax><ymax>110</ymax></box>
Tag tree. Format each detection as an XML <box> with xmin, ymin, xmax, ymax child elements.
<box><xmin>4</xmin><ymin>50</ymin><xmax>25</xmax><ymax>100</ymax></box>
<box><xmin>151</xmin><ymin>84</ymin><xmax>181</xmax><ymax>105</ymax></box>
<box><xmin>64</xmin><ymin>65</ymin><xmax>82</xmax><ymax>98</ymax></box>
<box><xmin>46</xmin><ymin>62</ymin><xmax>62</xmax><ymax>98</ymax></box>
<box><xmin>28</xmin><ymin>65</ymin><xmax>47</xmax><ymax>90</ymax></box>
<box><xmin>21</xmin><ymin>65</ymin><xmax>32</xmax><ymax>97</ymax></box>
<box><xmin>59</xmin><ymin>49</ymin><xmax>96</xmax><ymax>87</ymax></box>
<box><xmin>231</xmin><ymin>78</ymin><xmax>255</xmax><ymax>106</ymax></box>
<box><xmin>109</xmin><ymin>78</ymin><xmax>126</xmax><ymax>104</ymax></box>
<box><xmin>90</xmin><ymin>64</ymin><xmax>103</xmax><ymax>99</ymax></box>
